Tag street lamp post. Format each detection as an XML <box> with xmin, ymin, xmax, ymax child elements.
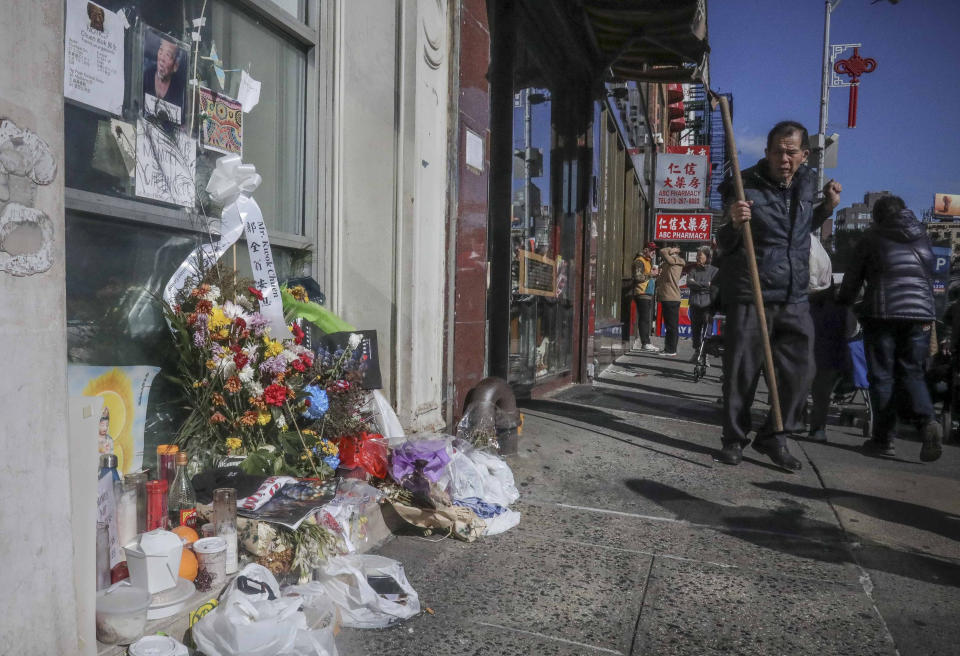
<box><xmin>817</xmin><ymin>0</ymin><xmax>841</xmax><ymax>198</ymax></box>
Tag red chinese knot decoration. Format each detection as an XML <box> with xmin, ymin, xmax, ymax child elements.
<box><xmin>834</xmin><ymin>47</ymin><xmax>877</xmax><ymax>128</ymax></box>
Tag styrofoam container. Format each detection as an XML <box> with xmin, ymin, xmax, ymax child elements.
<box><xmin>124</xmin><ymin>529</ymin><xmax>183</xmax><ymax>594</ymax></box>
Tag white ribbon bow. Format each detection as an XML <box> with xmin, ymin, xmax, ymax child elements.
<box><xmin>164</xmin><ymin>155</ymin><xmax>291</xmax><ymax>340</ymax></box>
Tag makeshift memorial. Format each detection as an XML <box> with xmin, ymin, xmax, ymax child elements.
<box><xmin>161</xmin><ymin>155</ymin><xmax>387</xmax><ymax>579</ymax></box>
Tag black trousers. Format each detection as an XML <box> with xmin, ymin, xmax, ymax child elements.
<box><xmin>722</xmin><ymin>301</ymin><xmax>814</xmax><ymax>445</ymax></box>
<box><xmin>633</xmin><ymin>295</ymin><xmax>654</xmax><ymax>345</ymax></box>
<box><xmin>862</xmin><ymin>319</ymin><xmax>935</xmax><ymax>440</ymax></box>
<box><xmin>661</xmin><ymin>301</ymin><xmax>680</xmax><ymax>353</ymax></box>
<box><xmin>690</xmin><ymin>305</ymin><xmax>710</xmax><ymax>352</ymax></box>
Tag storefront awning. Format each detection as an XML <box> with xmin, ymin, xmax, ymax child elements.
<box><xmin>579</xmin><ymin>0</ymin><xmax>709</xmax><ymax>87</ymax></box>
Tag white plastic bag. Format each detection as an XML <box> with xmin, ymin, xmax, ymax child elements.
<box><xmin>809</xmin><ymin>233</ymin><xmax>832</xmax><ymax>292</ymax></box>
<box><xmin>466</xmin><ymin>449</ymin><xmax>520</xmax><ymax>507</ymax></box>
<box><xmin>315</xmin><ymin>554</ymin><xmax>420</xmax><ymax>628</ymax></box>
<box><xmin>193</xmin><ymin>564</ymin><xmax>337</xmax><ymax>656</ymax></box>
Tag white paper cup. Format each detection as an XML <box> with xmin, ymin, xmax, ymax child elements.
<box><xmin>192</xmin><ymin>536</ymin><xmax>227</xmax><ymax>593</ymax></box>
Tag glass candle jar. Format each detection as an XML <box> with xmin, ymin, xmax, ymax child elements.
<box><xmin>145</xmin><ymin>480</ymin><xmax>168</xmax><ymax>531</ymax></box>
<box><xmin>213</xmin><ymin>488</ymin><xmax>238</xmax><ymax>574</ymax></box>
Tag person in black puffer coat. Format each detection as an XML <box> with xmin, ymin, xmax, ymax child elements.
<box><xmin>714</xmin><ymin>121</ymin><xmax>842</xmax><ymax>472</ymax></box>
<box><xmin>837</xmin><ymin>195</ymin><xmax>941</xmax><ymax>461</ymax></box>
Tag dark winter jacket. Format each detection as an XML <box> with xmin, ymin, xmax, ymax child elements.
<box><xmin>718</xmin><ymin>162</ymin><xmax>832</xmax><ymax>305</ymax></box>
<box><xmin>687</xmin><ymin>263</ymin><xmax>718</xmax><ymax>309</ymax></box>
<box><xmin>837</xmin><ymin>209</ymin><xmax>936</xmax><ymax>321</ymax></box>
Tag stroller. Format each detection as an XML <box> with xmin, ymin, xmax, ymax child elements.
<box><xmin>693</xmin><ymin>313</ymin><xmax>724</xmax><ymax>382</ymax></box>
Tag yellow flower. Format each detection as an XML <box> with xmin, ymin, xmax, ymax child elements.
<box><xmin>225</xmin><ymin>437</ymin><xmax>243</xmax><ymax>451</ymax></box>
<box><xmin>208</xmin><ymin>306</ymin><xmax>230</xmax><ymax>332</ymax></box>
<box><xmin>289</xmin><ymin>285</ymin><xmax>309</xmax><ymax>302</ymax></box>
<box><xmin>263</xmin><ymin>337</ymin><xmax>283</xmax><ymax>358</ymax></box>
<box><xmin>257</xmin><ymin>411</ymin><xmax>272</xmax><ymax>426</ymax></box>
<box><xmin>217</xmin><ymin>329</ymin><xmax>229</xmax><ymax>339</ymax></box>
<box><xmin>302</xmin><ymin>429</ymin><xmax>317</xmax><ymax>436</ymax></box>
<box><xmin>205</xmin><ymin>360</ymin><xmax>216</xmax><ymax>370</ymax></box>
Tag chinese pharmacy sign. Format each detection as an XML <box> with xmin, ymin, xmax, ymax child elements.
<box><xmin>655</xmin><ymin>151</ymin><xmax>708</xmax><ymax>209</ymax></box>
<box><xmin>655</xmin><ymin>213</ymin><xmax>711</xmax><ymax>242</ymax></box>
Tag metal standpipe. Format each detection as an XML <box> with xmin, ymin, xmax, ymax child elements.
<box><xmin>461</xmin><ymin>377</ymin><xmax>523</xmax><ymax>455</ymax></box>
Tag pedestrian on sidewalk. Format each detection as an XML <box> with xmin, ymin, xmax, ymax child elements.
<box><xmin>806</xmin><ymin>234</ymin><xmax>857</xmax><ymax>443</ymax></box>
<box><xmin>715</xmin><ymin>120</ymin><xmax>842</xmax><ymax>471</ymax></box>
<box><xmin>630</xmin><ymin>243</ymin><xmax>660</xmax><ymax>353</ymax></box>
<box><xmin>657</xmin><ymin>245</ymin><xmax>685</xmax><ymax>356</ymax></box>
<box><xmin>837</xmin><ymin>195</ymin><xmax>942</xmax><ymax>461</ymax></box>
<box><xmin>687</xmin><ymin>246</ymin><xmax>718</xmax><ymax>360</ymax></box>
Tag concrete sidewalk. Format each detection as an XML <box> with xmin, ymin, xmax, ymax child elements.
<box><xmin>338</xmin><ymin>341</ymin><xmax>960</xmax><ymax>655</ymax></box>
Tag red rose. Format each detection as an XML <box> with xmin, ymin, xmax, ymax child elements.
<box><xmin>291</xmin><ymin>360</ymin><xmax>306</xmax><ymax>373</ymax></box>
<box><xmin>299</xmin><ymin>353</ymin><xmax>313</xmax><ymax>367</ymax></box>
<box><xmin>234</xmin><ymin>317</ymin><xmax>247</xmax><ymax>332</ymax></box>
<box><xmin>248</xmin><ymin>286</ymin><xmax>264</xmax><ymax>301</ymax></box>
<box><xmin>234</xmin><ymin>353</ymin><xmax>249</xmax><ymax>370</ymax></box>
<box><xmin>291</xmin><ymin>323</ymin><xmax>305</xmax><ymax>345</ymax></box>
<box><xmin>264</xmin><ymin>384</ymin><xmax>288</xmax><ymax>407</ymax></box>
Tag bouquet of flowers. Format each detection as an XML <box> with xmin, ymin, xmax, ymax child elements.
<box><xmin>164</xmin><ymin>269</ymin><xmax>363</xmax><ymax>480</ymax></box>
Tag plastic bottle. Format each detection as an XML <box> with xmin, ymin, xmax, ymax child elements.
<box><xmin>157</xmin><ymin>444</ymin><xmax>179</xmax><ymax>486</ymax></box>
<box><xmin>167</xmin><ymin>452</ymin><xmax>197</xmax><ymax>529</ymax></box>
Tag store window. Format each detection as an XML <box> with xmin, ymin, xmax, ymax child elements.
<box><xmin>507</xmin><ymin>77</ymin><xmax>576</xmax><ymax>386</ymax></box>
<box><xmin>64</xmin><ymin>0</ymin><xmax>319</xmax><ymax>467</ymax></box>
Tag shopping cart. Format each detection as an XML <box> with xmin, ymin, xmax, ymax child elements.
<box><xmin>693</xmin><ymin>313</ymin><xmax>724</xmax><ymax>383</ymax></box>
<box><xmin>834</xmin><ymin>335</ymin><xmax>873</xmax><ymax>438</ymax></box>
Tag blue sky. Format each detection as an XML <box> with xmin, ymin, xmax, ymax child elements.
<box><xmin>709</xmin><ymin>0</ymin><xmax>960</xmax><ymax>217</ymax></box>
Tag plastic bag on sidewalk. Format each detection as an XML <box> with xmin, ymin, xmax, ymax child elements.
<box><xmin>336</xmin><ymin>432</ymin><xmax>389</xmax><ymax>479</ymax></box>
<box><xmin>318</xmin><ymin>479</ymin><xmax>383</xmax><ymax>553</ymax></box>
<box><xmin>306</xmin><ymin>554</ymin><xmax>421</xmax><ymax>629</ymax></box>
<box><xmin>193</xmin><ymin>564</ymin><xmax>337</xmax><ymax>656</ymax></box>
<box><xmin>455</xmin><ymin>402</ymin><xmax>502</xmax><ymax>451</ymax></box>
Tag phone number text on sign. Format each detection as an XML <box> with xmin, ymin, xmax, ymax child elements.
<box><xmin>655</xmin><ymin>214</ymin><xmax>712</xmax><ymax>241</ymax></box>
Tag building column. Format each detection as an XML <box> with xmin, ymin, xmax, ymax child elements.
<box><xmin>0</xmin><ymin>1</ymin><xmax>87</xmax><ymax>653</ymax></box>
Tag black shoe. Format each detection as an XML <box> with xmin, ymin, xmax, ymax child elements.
<box><xmin>920</xmin><ymin>422</ymin><xmax>942</xmax><ymax>462</ymax></box>
<box><xmin>862</xmin><ymin>438</ymin><xmax>896</xmax><ymax>457</ymax></box>
<box><xmin>752</xmin><ymin>437</ymin><xmax>802</xmax><ymax>471</ymax></box>
<box><xmin>806</xmin><ymin>429</ymin><xmax>827</xmax><ymax>443</ymax></box>
<box><xmin>715</xmin><ymin>442</ymin><xmax>743</xmax><ymax>465</ymax></box>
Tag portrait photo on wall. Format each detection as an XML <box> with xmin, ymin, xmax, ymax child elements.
<box><xmin>141</xmin><ymin>25</ymin><xmax>189</xmax><ymax>125</ymax></box>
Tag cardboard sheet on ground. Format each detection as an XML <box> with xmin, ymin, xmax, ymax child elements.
<box><xmin>64</xmin><ymin>0</ymin><xmax>125</xmax><ymax>115</ymax></box>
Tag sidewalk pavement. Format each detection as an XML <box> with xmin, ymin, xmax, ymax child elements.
<box><xmin>338</xmin><ymin>339</ymin><xmax>960</xmax><ymax>655</ymax></box>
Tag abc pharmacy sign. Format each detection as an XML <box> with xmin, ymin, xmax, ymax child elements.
<box><xmin>655</xmin><ymin>213</ymin><xmax>711</xmax><ymax>241</ymax></box>
<box><xmin>654</xmin><ymin>147</ymin><xmax>710</xmax><ymax>241</ymax></box>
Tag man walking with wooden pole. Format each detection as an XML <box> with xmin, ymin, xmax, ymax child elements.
<box><xmin>714</xmin><ymin>109</ymin><xmax>842</xmax><ymax>471</ymax></box>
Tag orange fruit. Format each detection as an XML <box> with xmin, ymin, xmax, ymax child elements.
<box><xmin>179</xmin><ymin>548</ymin><xmax>198</xmax><ymax>581</ymax></box>
<box><xmin>172</xmin><ymin>525</ymin><xmax>199</xmax><ymax>545</ymax></box>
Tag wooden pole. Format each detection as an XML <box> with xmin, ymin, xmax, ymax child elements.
<box><xmin>716</xmin><ymin>95</ymin><xmax>784</xmax><ymax>433</ymax></box>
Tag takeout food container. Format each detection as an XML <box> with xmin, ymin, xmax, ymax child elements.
<box><xmin>123</xmin><ymin>529</ymin><xmax>183</xmax><ymax>594</ymax></box>
<box><xmin>95</xmin><ymin>581</ymin><xmax>151</xmax><ymax>645</ymax></box>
